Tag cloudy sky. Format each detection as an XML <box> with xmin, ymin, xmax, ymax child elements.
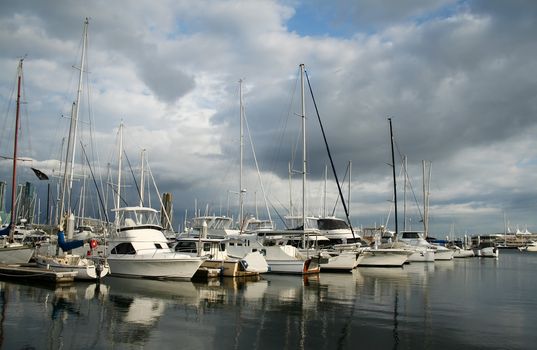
<box><xmin>1</xmin><ymin>0</ymin><xmax>536</xmax><ymax>236</ymax></box>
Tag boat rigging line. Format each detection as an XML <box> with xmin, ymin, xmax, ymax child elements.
<box><xmin>304</xmin><ymin>68</ymin><xmax>356</xmax><ymax>239</ymax></box>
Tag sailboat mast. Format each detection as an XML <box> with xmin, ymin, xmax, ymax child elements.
<box><xmin>323</xmin><ymin>165</ymin><xmax>327</xmax><ymax>217</ymax></box>
<box><xmin>69</xmin><ymin>18</ymin><xmax>88</xmax><ymax>195</ymax></box>
<box><xmin>8</xmin><ymin>59</ymin><xmax>23</xmax><ymax>239</ymax></box>
<box><xmin>116</xmin><ymin>122</ymin><xmax>123</xmax><ymax>211</ymax></box>
<box><xmin>388</xmin><ymin>118</ymin><xmax>399</xmax><ymax>238</ymax></box>
<box><xmin>239</xmin><ymin>79</ymin><xmax>244</xmax><ymax>231</ymax></box>
<box><xmin>422</xmin><ymin>160</ymin><xmax>432</xmax><ymax>238</ymax></box>
<box><xmin>403</xmin><ymin>155</ymin><xmax>407</xmax><ymax>231</ymax></box>
<box><xmin>300</xmin><ymin>64</ymin><xmax>306</xmax><ymax>233</ymax></box>
<box><xmin>59</xmin><ymin>18</ymin><xmax>88</xmax><ymax>224</ymax></box>
<box><xmin>348</xmin><ymin>160</ymin><xmax>352</xmax><ymax>215</ymax></box>
<box><xmin>140</xmin><ymin>149</ymin><xmax>145</xmax><ymax>206</ymax></box>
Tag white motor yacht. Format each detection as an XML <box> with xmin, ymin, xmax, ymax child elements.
<box><xmin>400</xmin><ymin>231</ymin><xmax>453</xmax><ymax>261</ymax></box>
<box><xmin>174</xmin><ymin>235</ymin><xmax>267</xmax><ymax>276</ymax></box>
<box><xmin>227</xmin><ymin>231</ymin><xmax>321</xmax><ymax>274</ymax></box>
<box><xmin>106</xmin><ymin>207</ymin><xmax>204</xmax><ymax>279</ymax></box>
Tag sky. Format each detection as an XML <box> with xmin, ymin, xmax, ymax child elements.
<box><xmin>1</xmin><ymin>0</ymin><xmax>536</xmax><ymax>236</ymax></box>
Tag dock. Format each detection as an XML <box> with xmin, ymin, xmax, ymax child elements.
<box><xmin>0</xmin><ymin>263</ymin><xmax>77</xmax><ymax>284</ymax></box>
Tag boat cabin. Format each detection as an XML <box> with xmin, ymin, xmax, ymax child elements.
<box><xmin>113</xmin><ymin>207</ymin><xmax>163</xmax><ymax>232</ymax></box>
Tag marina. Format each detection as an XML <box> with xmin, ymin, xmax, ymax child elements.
<box><xmin>1</xmin><ymin>2</ymin><xmax>537</xmax><ymax>350</ymax></box>
<box><xmin>0</xmin><ymin>250</ymin><xmax>535</xmax><ymax>349</ymax></box>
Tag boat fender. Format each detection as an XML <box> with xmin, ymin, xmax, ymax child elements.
<box><xmin>240</xmin><ymin>260</ymin><xmax>248</xmax><ymax>270</ymax></box>
<box><xmin>90</xmin><ymin>239</ymin><xmax>98</xmax><ymax>249</ymax></box>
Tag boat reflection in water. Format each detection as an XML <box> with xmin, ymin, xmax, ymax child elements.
<box><xmin>1</xmin><ymin>252</ymin><xmax>536</xmax><ymax>349</ymax></box>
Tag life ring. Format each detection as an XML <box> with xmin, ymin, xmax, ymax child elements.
<box><xmin>90</xmin><ymin>239</ymin><xmax>98</xmax><ymax>249</ymax></box>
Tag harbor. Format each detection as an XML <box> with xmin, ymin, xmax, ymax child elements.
<box><xmin>0</xmin><ymin>250</ymin><xmax>536</xmax><ymax>349</ymax></box>
<box><xmin>1</xmin><ymin>2</ymin><xmax>537</xmax><ymax>349</ymax></box>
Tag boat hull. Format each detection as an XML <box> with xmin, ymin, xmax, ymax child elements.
<box><xmin>434</xmin><ymin>248</ymin><xmax>454</xmax><ymax>261</ymax></box>
<box><xmin>477</xmin><ymin>247</ymin><xmax>499</xmax><ymax>258</ymax></box>
<box><xmin>267</xmin><ymin>258</ymin><xmax>320</xmax><ymax>274</ymax></box>
<box><xmin>320</xmin><ymin>251</ymin><xmax>359</xmax><ymax>271</ymax></box>
<box><xmin>201</xmin><ymin>259</ymin><xmax>259</xmax><ymax>277</ymax></box>
<box><xmin>407</xmin><ymin>249</ymin><xmax>435</xmax><ymax>262</ymax></box>
<box><xmin>358</xmin><ymin>249</ymin><xmax>410</xmax><ymax>267</ymax></box>
<box><xmin>35</xmin><ymin>255</ymin><xmax>110</xmax><ymax>280</ymax></box>
<box><xmin>452</xmin><ymin>249</ymin><xmax>474</xmax><ymax>258</ymax></box>
<box><xmin>107</xmin><ymin>256</ymin><xmax>203</xmax><ymax>280</ymax></box>
<box><xmin>0</xmin><ymin>244</ymin><xmax>34</xmax><ymax>264</ymax></box>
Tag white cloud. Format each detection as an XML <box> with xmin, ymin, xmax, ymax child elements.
<box><xmin>1</xmin><ymin>0</ymin><xmax>536</xmax><ymax>234</ymax></box>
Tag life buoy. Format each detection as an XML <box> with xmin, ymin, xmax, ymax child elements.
<box><xmin>90</xmin><ymin>239</ymin><xmax>98</xmax><ymax>249</ymax></box>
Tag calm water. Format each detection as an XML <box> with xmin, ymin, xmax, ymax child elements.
<box><xmin>1</xmin><ymin>250</ymin><xmax>536</xmax><ymax>350</ymax></box>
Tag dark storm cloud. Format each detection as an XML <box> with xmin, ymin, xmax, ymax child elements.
<box><xmin>1</xmin><ymin>0</ymin><xmax>537</xmax><ymax>234</ymax></box>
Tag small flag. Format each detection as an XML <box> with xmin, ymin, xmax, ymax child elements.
<box><xmin>31</xmin><ymin>167</ymin><xmax>49</xmax><ymax>180</ymax></box>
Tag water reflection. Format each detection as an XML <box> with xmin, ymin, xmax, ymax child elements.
<box><xmin>1</xmin><ymin>254</ymin><xmax>536</xmax><ymax>349</ymax></box>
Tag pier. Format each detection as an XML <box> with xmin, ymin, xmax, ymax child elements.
<box><xmin>0</xmin><ymin>263</ymin><xmax>77</xmax><ymax>284</ymax></box>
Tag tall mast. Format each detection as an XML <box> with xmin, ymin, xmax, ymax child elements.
<box><xmin>59</xmin><ymin>18</ymin><xmax>88</xmax><ymax>227</ymax></box>
<box><xmin>288</xmin><ymin>162</ymin><xmax>293</xmax><ymax>217</ymax></box>
<box><xmin>300</xmin><ymin>64</ymin><xmax>306</xmax><ymax>233</ymax></box>
<box><xmin>422</xmin><ymin>160</ymin><xmax>432</xmax><ymax>238</ymax></box>
<box><xmin>140</xmin><ymin>149</ymin><xmax>146</xmax><ymax>206</ymax></box>
<box><xmin>348</xmin><ymin>160</ymin><xmax>352</xmax><ymax>216</ymax></box>
<box><xmin>323</xmin><ymin>165</ymin><xmax>327</xmax><ymax>217</ymax></box>
<box><xmin>403</xmin><ymin>155</ymin><xmax>407</xmax><ymax>231</ymax></box>
<box><xmin>8</xmin><ymin>59</ymin><xmax>23</xmax><ymax>240</ymax></box>
<box><xmin>388</xmin><ymin>118</ymin><xmax>398</xmax><ymax>238</ymax></box>
<box><xmin>239</xmin><ymin>79</ymin><xmax>245</xmax><ymax>231</ymax></box>
<box><xmin>116</xmin><ymin>122</ymin><xmax>123</xmax><ymax>211</ymax></box>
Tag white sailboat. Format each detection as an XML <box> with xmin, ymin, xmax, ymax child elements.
<box><xmin>226</xmin><ymin>74</ymin><xmax>319</xmax><ymax>274</ymax></box>
<box><xmin>0</xmin><ymin>59</ymin><xmax>35</xmax><ymax>264</ymax></box>
<box><xmin>358</xmin><ymin>118</ymin><xmax>414</xmax><ymax>267</ymax></box>
<box><xmin>34</xmin><ymin>19</ymin><xmax>110</xmax><ymax>280</ymax></box>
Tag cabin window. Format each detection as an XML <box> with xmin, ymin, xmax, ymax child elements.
<box><xmin>111</xmin><ymin>243</ymin><xmax>136</xmax><ymax>255</ymax></box>
<box><xmin>154</xmin><ymin>243</ymin><xmax>163</xmax><ymax>249</ymax></box>
<box><xmin>203</xmin><ymin>243</ymin><xmax>211</xmax><ymax>251</ymax></box>
<box><xmin>219</xmin><ymin>243</ymin><xmax>226</xmax><ymax>251</ymax></box>
<box><xmin>402</xmin><ymin>232</ymin><xmax>420</xmax><ymax>239</ymax></box>
<box><xmin>175</xmin><ymin>241</ymin><xmax>197</xmax><ymax>253</ymax></box>
<box><xmin>229</xmin><ymin>242</ymin><xmax>235</xmax><ymax>246</ymax></box>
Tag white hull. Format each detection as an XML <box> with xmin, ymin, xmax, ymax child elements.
<box><xmin>477</xmin><ymin>247</ymin><xmax>499</xmax><ymax>258</ymax></box>
<box><xmin>434</xmin><ymin>248</ymin><xmax>454</xmax><ymax>261</ymax></box>
<box><xmin>107</xmin><ymin>256</ymin><xmax>203</xmax><ymax>279</ymax></box>
<box><xmin>320</xmin><ymin>251</ymin><xmax>359</xmax><ymax>271</ymax></box>
<box><xmin>407</xmin><ymin>249</ymin><xmax>435</xmax><ymax>262</ymax></box>
<box><xmin>518</xmin><ymin>244</ymin><xmax>537</xmax><ymax>252</ymax></box>
<box><xmin>358</xmin><ymin>249</ymin><xmax>410</xmax><ymax>267</ymax></box>
<box><xmin>36</xmin><ymin>254</ymin><xmax>110</xmax><ymax>280</ymax></box>
<box><xmin>452</xmin><ymin>249</ymin><xmax>474</xmax><ymax>258</ymax></box>
<box><xmin>242</xmin><ymin>251</ymin><xmax>269</xmax><ymax>273</ymax></box>
<box><xmin>0</xmin><ymin>244</ymin><xmax>34</xmax><ymax>264</ymax></box>
<box><xmin>201</xmin><ymin>259</ymin><xmax>259</xmax><ymax>277</ymax></box>
<box><xmin>266</xmin><ymin>258</ymin><xmax>320</xmax><ymax>274</ymax></box>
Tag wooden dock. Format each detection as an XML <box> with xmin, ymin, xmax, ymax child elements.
<box><xmin>0</xmin><ymin>263</ymin><xmax>77</xmax><ymax>284</ymax></box>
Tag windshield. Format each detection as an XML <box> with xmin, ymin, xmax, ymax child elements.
<box><xmin>117</xmin><ymin>208</ymin><xmax>162</xmax><ymax>228</ymax></box>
